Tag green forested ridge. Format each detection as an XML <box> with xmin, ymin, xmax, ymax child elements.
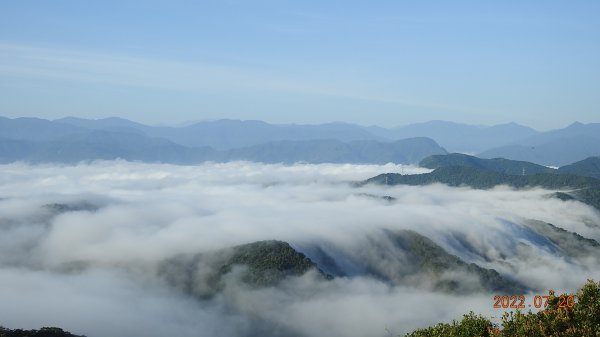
<box><xmin>218</xmin><ymin>240</ymin><xmax>328</xmax><ymax>286</ymax></box>
<box><xmin>382</xmin><ymin>230</ymin><xmax>527</xmax><ymax>294</ymax></box>
<box><xmin>362</xmin><ymin>166</ymin><xmax>600</xmax><ymax>210</ymax></box>
<box><xmin>404</xmin><ymin>280</ymin><xmax>600</xmax><ymax>337</ymax></box>
<box><xmin>366</xmin><ymin>166</ymin><xmax>600</xmax><ymax>189</ymax></box>
<box><xmin>420</xmin><ymin>153</ymin><xmax>600</xmax><ymax>182</ymax></box>
<box><xmin>524</xmin><ymin>220</ymin><xmax>600</xmax><ymax>259</ymax></box>
<box><xmin>159</xmin><ymin>240</ymin><xmax>329</xmax><ymax>297</ymax></box>
<box><xmin>558</xmin><ymin>156</ymin><xmax>600</xmax><ymax>179</ymax></box>
<box><xmin>420</xmin><ymin>153</ymin><xmax>556</xmax><ymax>176</ymax></box>
<box><xmin>573</xmin><ymin>188</ymin><xmax>600</xmax><ymax>211</ymax></box>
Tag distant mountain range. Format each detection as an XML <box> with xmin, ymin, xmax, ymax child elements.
<box><xmin>0</xmin><ymin>117</ymin><xmax>447</xmax><ymax>164</ymax></box>
<box><xmin>55</xmin><ymin>117</ymin><xmax>382</xmax><ymax>150</ymax></box>
<box><xmin>366</xmin><ymin>120</ymin><xmax>538</xmax><ymax>153</ymax></box>
<box><xmin>224</xmin><ymin>137</ymin><xmax>445</xmax><ymax>164</ymax></box>
<box><xmin>479</xmin><ymin>122</ymin><xmax>600</xmax><ymax>167</ymax></box>
<box><xmin>55</xmin><ymin>117</ymin><xmax>536</xmax><ymax>153</ymax></box>
<box><xmin>0</xmin><ymin>133</ymin><xmax>446</xmax><ymax>166</ymax></box>
<box><xmin>1</xmin><ymin>116</ymin><xmax>599</xmax><ymax>166</ymax></box>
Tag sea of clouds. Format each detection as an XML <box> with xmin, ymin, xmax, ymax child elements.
<box><xmin>0</xmin><ymin>161</ymin><xmax>599</xmax><ymax>337</ymax></box>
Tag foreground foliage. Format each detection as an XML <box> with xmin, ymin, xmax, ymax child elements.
<box><xmin>0</xmin><ymin>327</ymin><xmax>84</xmax><ymax>337</ymax></box>
<box><xmin>405</xmin><ymin>280</ymin><xmax>600</xmax><ymax>337</ymax></box>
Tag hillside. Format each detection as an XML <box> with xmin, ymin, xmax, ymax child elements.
<box><xmin>362</xmin><ymin>166</ymin><xmax>600</xmax><ymax>210</ymax></box>
<box><xmin>158</xmin><ymin>240</ymin><xmax>328</xmax><ymax>297</ymax></box>
<box><xmin>157</xmin><ymin>231</ymin><xmax>525</xmax><ymax>298</ymax></box>
<box><xmin>524</xmin><ymin>220</ymin><xmax>600</xmax><ymax>260</ymax></box>
<box><xmin>419</xmin><ymin>153</ymin><xmax>555</xmax><ymax>175</ymax></box>
<box><xmin>421</xmin><ymin>153</ymin><xmax>600</xmax><ymax>181</ymax></box>
<box><xmin>299</xmin><ymin>229</ymin><xmax>527</xmax><ymax>294</ymax></box>
<box><xmin>558</xmin><ymin>156</ymin><xmax>600</xmax><ymax>179</ymax></box>
<box><xmin>378</xmin><ymin>230</ymin><xmax>527</xmax><ymax>293</ymax></box>
<box><xmin>364</xmin><ymin>166</ymin><xmax>600</xmax><ymax>190</ymax></box>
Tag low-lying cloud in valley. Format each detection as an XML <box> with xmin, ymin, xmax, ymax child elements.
<box><xmin>1</xmin><ymin>161</ymin><xmax>599</xmax><ymax>337</ymax></box>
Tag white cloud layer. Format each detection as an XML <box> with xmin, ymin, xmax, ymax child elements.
<box><xmin>0</xmin><ymin>161</ymin><xmax>598</xmax><ymax>337</ymax></box>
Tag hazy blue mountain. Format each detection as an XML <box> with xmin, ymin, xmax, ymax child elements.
<box><xmin>1</xmin><ymin>117</ymin><xmax>448</xmax><ymax>164</ymax></box>
<box><xmin>420</xmin><ymin>153</ymin><xmax>555</xmax><ymax>175</ymax></box>
<box><xmin>0</xmin><ymin>131</ymin><xmax>216</xmax><ymax>164</ymax></box>
<box><xmin>479</xmin><ymin>123</ymin><xmax>600</xmax><ymax>166</ymax></box>
<box><xmin>56</xmin><ymin>117</ymin><xmax>382</xmax><ymax>149</ymax></box>
<box><xmin>6</xmin><ymin>116</ymin><xmax>598</xmax><ymax>166</ymax></box>
<box><xmin>54</xmin><ymin>117</ymin><xmax>542</xmax><ymax>153</ymax></box>
<box><xmin>55</xmin><ymin>116</ymin><xmax>146</xmax><ymax>130</ymax></box>
<box><xmin>367</xmin><ymin>120</ymin><xmax>538</xmax><ymax>153</ymax></box>
<box><xmin>151</xmin><ymin>120</ymin><xmax>384</xmax><ymax>150</ymax></box>
<box><xmin>0</xmin><ymin>138</ymin><xmax>38</xmax><ymax>163</ymax></box>
<box><xmin>517</xmin><ymin>122</ymin><xmax>600</xmax><ymax>146</ymax></box>
<box><xmin>0</xmin><ymin>133</ymin><xmax>445</xmax><ymax>165</ymax></box>
<box><xmin>221</xmin><ymin>137</ymin><xmax>446</xmax><ymax>164</ymax></box>
<box><xmin>479</xmin><ymin>135</ymin><xmax>600</xmax><ymax>167</ymax></box>
<box><xmin>558</xmin><ymin>156</ymin><xmax>600</xmax><ymax>179</ymax></box>
<box><xmin>0</xmin><ymin>117</ymin><xmax>87</xmax><ymax>141</ymax></box>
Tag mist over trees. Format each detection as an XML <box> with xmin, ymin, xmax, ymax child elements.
<box><xmin>1</xmin><ymin>161</ymin><xmax>598</xmax><ymax>336</ymax></box>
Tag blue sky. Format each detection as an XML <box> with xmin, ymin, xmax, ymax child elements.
<box><xmin>1</xmin><ymin>1</ymin><xmax>599</xmax><ymax>129</ymax></box>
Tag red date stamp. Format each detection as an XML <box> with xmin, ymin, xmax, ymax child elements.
<box><xmin>493</xmin><ymin>292</ymin><xmax>575</xmax><ymax>309</ymax></box>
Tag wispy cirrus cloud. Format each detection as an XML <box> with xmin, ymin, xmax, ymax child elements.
<box><xmin>0</xmin><ymin>43</ymin><xmax>467</xmax><ymax>114</ymax></box>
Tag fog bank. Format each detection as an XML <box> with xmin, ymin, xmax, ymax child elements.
<box><xmin>0</xmin><ymin>161</ymin><xmax>598</xmax><ymax>337</ymax></box>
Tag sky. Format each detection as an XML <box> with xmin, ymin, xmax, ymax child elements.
<box><xmin>0</xmin><ymin>1</ymin><xmax>599</xmax><ymax>129</ymax></box>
